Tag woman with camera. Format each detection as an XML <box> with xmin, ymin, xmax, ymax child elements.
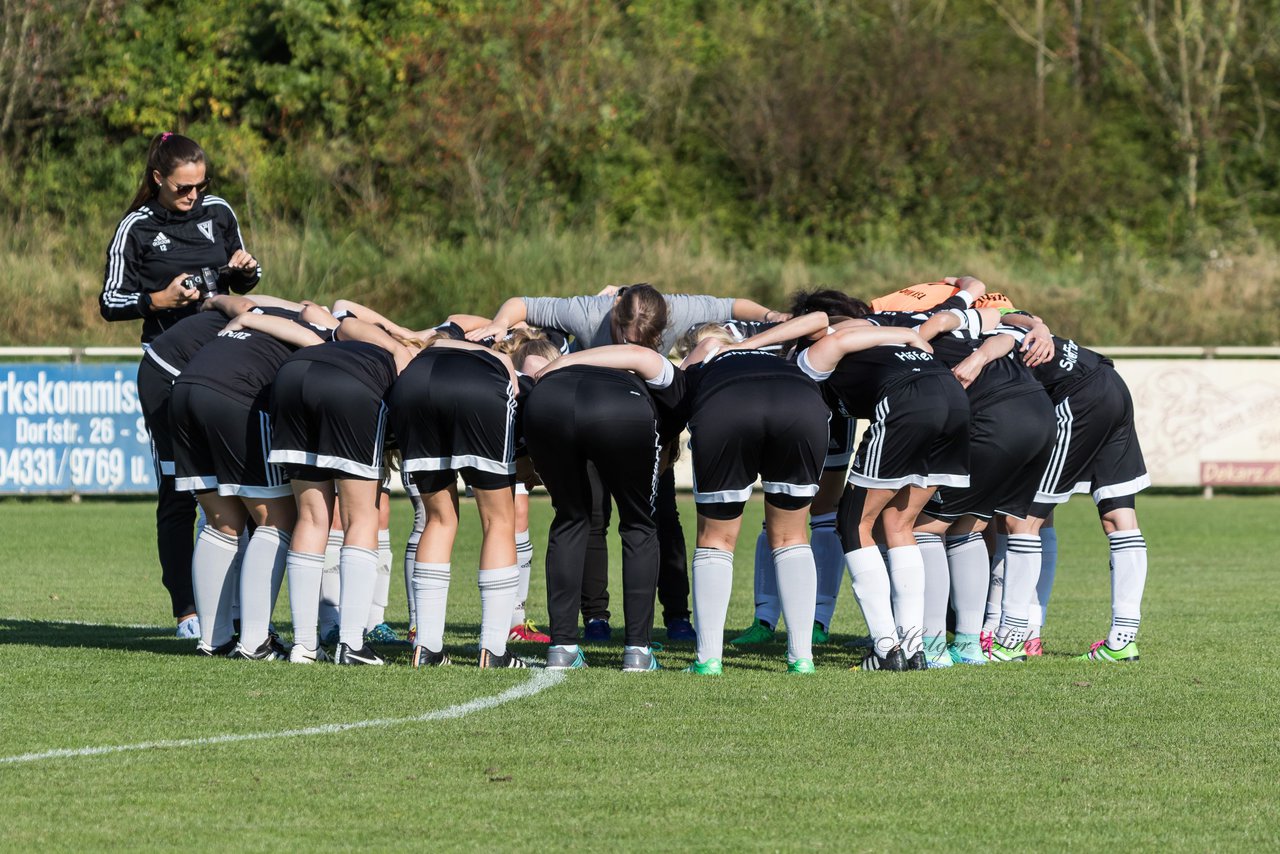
<box><xmin>99</xmin><ymin>132</ymin><xmax>261</xmax><ymax>638</ymax></box>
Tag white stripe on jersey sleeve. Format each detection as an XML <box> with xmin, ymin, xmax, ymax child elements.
<box><xmin>797</xmin><ymin>349</ymin><xmax>832</xmax><ymax>381</ymax></box>
<box><xmin>103</xmin><ymin>210</ymin><xmax>150</xmax><ymax>307</ymax></box>
<box><xmin>645</xmin><ymin>357</ymin><xmax>676</xmax><ymax>388</ymax></box>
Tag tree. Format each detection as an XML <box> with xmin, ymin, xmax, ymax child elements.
<box><xmin>1109</xmin><ymin>0</ymin><xmax>1243</xmax><ymax>233</ymax></box>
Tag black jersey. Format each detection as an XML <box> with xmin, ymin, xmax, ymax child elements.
<box><xmin>175</xmin><ymin>308</ymin><xmax>323</xmax><ymax>407</ymax></box>
<box><xmin>100</xmin><ymin>195</ymin><xmax>261</xmax><ymax>343</ymax></box>
<box><xmin>684</xmin><ymin>349</ymin><xmax>814</xmax><ymax>403</ymax></box>
<box><xmin>142</xmin><ymin>311</ymin><xmax>228</xmax><ymax>378</ymax></box>
<box><xmin>549</xmin><ymin>364</ymin><xmax>687</xmax><ymax>443</ymax></box>
<box><xmin>802</xmin><ymin>343</ymin><xmax>951</xmax><ymax>420</ymax></box>
<box><xmin>868</xmin><ymin>307</ymin><xmax>1042</xmax><ymax>410</ymax></box>
<box><xmin>1015</xmin><ymin>334</ymin><xmax>1112</xmax><ymax>401</ymax></box>
<box><xmin>282</xmin><ymin>340</ymin><xmax>397</xmax><ymax>396</ymax></box>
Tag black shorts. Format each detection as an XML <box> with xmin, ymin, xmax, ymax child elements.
<box><xmin>137</xmin><ymin>356</ymin><xmax>176</xmax><ymax>478</ymax></box>
<box><xmin>388</xmin><ymin>348</ymin><xmax>516</xmax><ymax>493</ymax></box>
<box><xmin>824</xmin><ymin>412</ymin><xmax>855</xmax><ymax>471</ymax></box>
<box><xmin>849</xmin><ymin>374</ymin><xmax>970</xmax><ymax>491</ymax></box>
<box><xmin>689</xmin><ymin>376</ymin><xmax>829</xmax><ymax>520</ymax></box>
<box><xmin>268</xmin><ymin>359</ymin><xmax>388</xmax><ymax>481</ymax></box>
<box><xmin>927</xmin><ymin>389</ymin><xmax>1055</xmax><ymax>522</ymax></box>
<box><xmin>171</xmin><ymin>382</ymin><xmax>290</xmax><ymax>498</ymax></box>
<box><xmin>1032</xmin><ymin>367</ymin><xmax>1150</xmax><ymax>511</ymax></box>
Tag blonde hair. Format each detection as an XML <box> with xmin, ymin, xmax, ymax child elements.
<box><xmin>674</xmin><ymin>322</ymin><xmax>736</xmax><ymax>358</ymax></box>
<box><xmin>492</xmin><ymin>326</ymin><xmax>545</xmax><ymax>355</ymax></box>
<box><xmin>512</xmin><ymin>337</ymin><xmax>562</xmax><ymax>372</ymax></box>
<box><xmin>389</xmin><ymin>331</ymin><xmax>429</xmax><ymax>350</ymax></box>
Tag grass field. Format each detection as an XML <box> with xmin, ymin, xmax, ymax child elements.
<box><xmin>2</xmin><ymin>494</ymin><xmax>1278</xmax><ymax>850</ymax></box>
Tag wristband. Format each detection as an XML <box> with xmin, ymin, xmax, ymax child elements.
<box><xmin>139</xmin><ymin>291</ymin><xmax>154</xmax><ymax>314</ymax></box>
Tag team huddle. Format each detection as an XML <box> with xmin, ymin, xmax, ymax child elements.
<box><xmin>131</xmin><ymin>276</ymin><xmax>1149</xmax><ymax>673</ymax></box>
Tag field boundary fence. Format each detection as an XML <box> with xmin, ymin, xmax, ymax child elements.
<box><xmin>3</xmin><ymin>346</ymin><xmax>1278</xmax><ymax>497</ymax></box>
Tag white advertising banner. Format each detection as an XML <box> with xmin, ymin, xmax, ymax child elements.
<box><xmin>670</xmin><ymin>358</ymin><xmax>1280</xmax><ymax>491</ymax></box>
<box><xmin>1112</xmin><ymin>359</ymin><xmax>1280</xmax><ymax>487</ymax></box>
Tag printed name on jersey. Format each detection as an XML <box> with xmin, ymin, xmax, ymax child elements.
<box><xmin>894</xmin><ymin>350</ymin><xmax>933</xmax><ymax>362</ymax></box>
<box><xmin>219</xmin><ymin>330</ymin><xmax>252</xmax><ymax>340</ymax></box>
<box><xmin>1058</xmin><ymin>338</ymin><xmax>1079</xmax><ymax>371</ymax></box>
<box><xmin>197</xmin><ymin>220</ymin><xmax>215</xmax><ymax>242</ymax></box>
<box><xmin>151</xmin><ymin>232</ymin><xmax>171</xmax><ymax>252</ymax></box>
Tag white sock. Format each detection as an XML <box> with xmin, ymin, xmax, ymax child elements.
<box><xmin>917</xmin><ymin>532</ymin><xmax>949</xmax><ymax>642</ymax></box>
<box><xmin>319</xmin><ymin>529</ymin><xmax>343</xmax><ymax>638</ymax></box>
<box><xmin>404</xmin><ymin>529</ymin><xmax>421</xmax><ymax>627</ymax></box>
<box><xmin>845</xmin><ymin>546</ymin><xmax>898</xmax><ymax>651</ymax></box>
<box><xmin>1029</xmin><ymin>527</ymin><xmax>1058</xmax><ymax>634</ymax></box>
<box><xmin>997</xmin><ymin>534</ymin><xmax>1041</xmax><ymax>646</ymax></box>
<box><xmin>984</xmin><ymin>532</ymin><xmax>1007</xmax><ymax>631</ymax></box>
<box><xmin>479</xmin><ymin>565</ymin><xmax>520</xmax><ymax>655</ymax></box>
<box><xmin>946</xmin><ymin>532</ymin><xmax>989</xmax><ymax>637</ymax></box>
<box><xmin>752</xmin><ymin>526</ymin><xmax>779</xmax><ymax>627</ymax></box>
<box><xmin>412</xmin><ymin>562</ymin><xmax>451</xmax><ymax>652</ymax></box>
<box><xmin>365</xmin><ymin>529</ymin><xmax>392</xmax><ymax>631</ymax></box>
<box><xmin>693</xmin><ymin>547</ymin><xmax>735</xmax><ymax>663</ymax></box>
<box><xmin>512</xmin><ymin>529</ymin><xmax>533</xmax><ymax>628</ymax></box>
<box><xmin>229</xmin><ymin>530</ymin><xmax>247</xmax><ymax>623</ymax></box>
<box><xmin>286</xmin><ymin>550</ymin><xmax>324</xmax><ymax>650</ymax></box>
<box><xmin>239</xmin><ymin>526</ymin><xmax>290</xmax><ymax>649</ymax></box>
<box><xmin>774</xmin><ymin>545</ymin><xmax>817</xmax><ymax>663</ymax></box>
<box><xmin>192</xmin><ymin>527</ymin><xmax>239</xmax><ymax>648</ymax></box>
<box><xmin>338</xmin><ymin>546</ymin><xmax>378</xmax><ymax>649</ymax></box>
<box><xmin>810</xmin><ymin>513</ymin><xmax>842</xmax><ymax>631</ymax></box>
<box><xmin>1107</xmin><ymin>529</ymin><xmax>1147</xmax><ymax>648</ymax></box>
<box><xmin>887</xmin><ymin>545</ymin><xmax>926</xmax><ymax>657</ymax></box>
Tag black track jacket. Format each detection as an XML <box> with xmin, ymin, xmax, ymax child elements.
<box><xmin>100</xmin><ymin>194</ymin><xmax>261</xmax><ymax>343</ymax></box>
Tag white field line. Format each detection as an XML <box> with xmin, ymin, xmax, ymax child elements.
<box><xmin>0</xmin><ymin>667</ymin><xmax>565</xmax><ymax>766</ymax></box>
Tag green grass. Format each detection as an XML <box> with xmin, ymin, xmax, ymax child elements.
<box><xmin>5</xmin><ymin>218</ymin><xmax>1280</xmax><ymax>349</ymax></box>
<box><xmin>2</xmin><ymin>495</ymin><xmax>1279</xmax><ymax>850</ymax></box>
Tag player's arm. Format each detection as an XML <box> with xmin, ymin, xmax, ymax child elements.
<box><xmin>736</xmin><ymin>312</ymin><xmax>831</xmax><ymax>350</ymax></box>
<box><xmin>802</xmin><ymin>325</ymin><xmax>932</xmax><ymax>375</ymax></box>
<box><xmin>331</xmin><ymin>299</ymin><xmax>416</xmax><ymax>339</ymax></box>
<box><xmin>242</xmin><ymin>294</ymin><xmax>305</xmax><ymax>310</ymax></box>
<box><xmin>466</xmin><ymin>297</ymin><xmax>528</xmax><ymax>342</ymax></box>
<box><xmin>445</xmin><ymin>313</ymin><xmax>499</xmax><ymax>333</ymax></box>
<box><xmin>535</xmin><ymin>343</ymin><xmax>671</xmax><ymax>386</ymax></box>
<box><xmin>994</xmin><ymin>311</ymin><xmax>1055</xmax><ymax>367</ymax></box>
<box><xmin>224</xmin><ymin>312</ymin><xmax>325</xmax><ymax>348</ymax></box>
<box><xmin>951</xmin><ymin>332</ymin><xmax>1017</xmax><ymax>389</ymax></box>
<box><xmin>200</xmin><ymin>294</ymin><xmax>258</xmax><ymax>317</ymax></box>
<box><xmin>916</xmin><ymin>307</ymin><xmax>1002</xmax><ymax>341</ymax></box>
<box><xmin>335</xmin><ymin>316</ymin><xmax>418</xmax><ymax>373</ymax></box>
<box><xmin>731</xmin><ymin>298</ymin><xmax>790</xmax><ymax>323</ymax></box>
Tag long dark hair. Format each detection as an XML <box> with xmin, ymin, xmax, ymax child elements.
<box><xmin>128</xmin><ymin>132</ymin><xmax>206</xmax><ymax>213</ymax></box>
<box><xmin>611</xmin><ymin>283</ymin><xmax>669</xmax><ymax>352</ymax></box>
<box><xmin>789</xmin><ymin>288</ymin><xmax>870</xmax><ymax>320</ymax></box>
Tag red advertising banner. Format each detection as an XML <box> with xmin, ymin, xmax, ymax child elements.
<box><xmin>1200</xmin><ymin>461</ymin><xmax>1280</xmax><ymax>486</ymax></box>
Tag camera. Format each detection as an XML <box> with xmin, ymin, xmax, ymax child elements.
<box><xmin>186</xmin><ymin>265</ymin><xmax>234</xmax><ymax>300</ymax></box>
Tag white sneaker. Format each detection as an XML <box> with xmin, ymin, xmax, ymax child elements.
<box><xmin>288</xmin><ymin>644</ymin><xmax>331</xmax><ymax>664</ymax></box>
<box><xmin>176</xmin><ymin>615</ymin><xmax>201</xmax><ymax>639</ymax></box>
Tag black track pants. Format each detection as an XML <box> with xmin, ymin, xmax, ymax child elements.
<box><xmin>525</xmin><ymin>371</ymin><xmax>660</xmax><ymax>648</ymax></box>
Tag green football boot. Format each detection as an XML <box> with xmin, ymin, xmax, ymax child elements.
<box><xmin>729</xmin><ymin>619</ymin><xmax>775</xmax><ymax>646</ymax></box>
<box><xmin>684</xmin><ymin>658</ymin><xmax>724</xmax><ymax>675</ymax></box>
<box><xmin>1078</xmin><ymin>639</ymin><xmax>1140</xmax><ymax>662</ymax></box>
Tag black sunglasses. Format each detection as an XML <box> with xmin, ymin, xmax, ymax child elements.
<box><xmin>170</xmin><ymin>179</ymin><xmax>210</xmax><ymax>196</ymax></box>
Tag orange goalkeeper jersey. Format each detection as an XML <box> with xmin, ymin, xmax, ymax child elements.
<box><xmin>870</xmin><ymin>282</ymin><xmax>1016</xmax><ymax>312</ymax></box>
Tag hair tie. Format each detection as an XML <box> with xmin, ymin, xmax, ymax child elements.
<box><xmin>160</xmin><ymin>132</ymin><xmax>173</xmax><ymax>142</ymax></box>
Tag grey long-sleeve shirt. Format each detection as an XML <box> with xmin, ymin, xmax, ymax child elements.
<box><xmin>523</xmin><ymin>294</ymin><xmax>736</xmax><ymax>354</ymax></box>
